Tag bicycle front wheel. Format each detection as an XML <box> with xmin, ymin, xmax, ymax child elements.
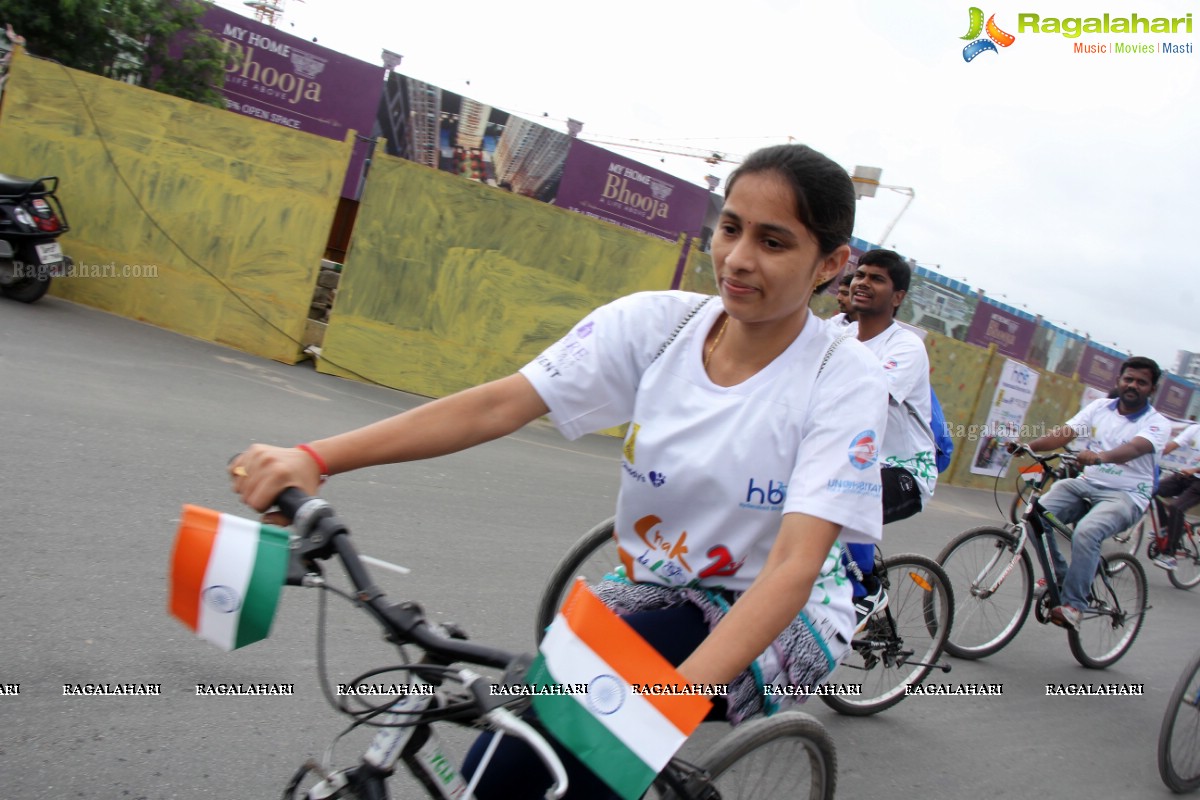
<box><xmin>1169</xmin><ymin>529</ymin><xmax>1200</xmax><ymax>591</ymax></box>
<box><xmin>671</xmin><ymin>712</ymin><xmax>836</xmax><ymax>800</ymax></box>
<box><xmin>819</xmin><ymin>553</ymin><xmax>953</xmax><ymax>716</ymax></box>
<box><xmin>1159</xmin><ymin>648</ymin><xmax>1200</xmax><ymax>793</ymax></box>
<box><xmin>534</xmin><ymin>517</ymin><xmax>619</xmax><ymax>643</ymax></box>
<box><xmin>937</xmin><ymin>526</ymin><xmax>1033</xmax><ymax>659</ymax></box>
<box><xmin>1068</xmin><ymin>553</ymin><xmax>1147</xmax><ymax>669</ymax></box>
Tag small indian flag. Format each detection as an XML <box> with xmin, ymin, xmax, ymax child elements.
<box><xmin>528</xmin><ymin>580</ymin><xmax>711</xmax><ymax>800</ymax></box>
<box><xmin>169</xmin><ymin>505</ymin><xmax>290</xmax><ymax>651</ymax></box>
<box><xmin>1019</xmin><ymin>463</ymin><xmax>1045</xmax><ymax>482</ymax></box>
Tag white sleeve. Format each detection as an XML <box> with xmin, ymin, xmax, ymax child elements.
<box><xmin>784</xmin><ymin>340</ymin><xmax>889</xmax><ymax>545</ymax></box>
<box><xmin>1137</xmin><ymin>413</ymin><xmax>1172</xmax><ymax>454</ymax></box>
<box><xmin>518</xmin><ymin>292</ymin><xmax>701</xmax><ymax>440</ymax></box>
<box><xmin>1177</xmin><ymin>423</ymin><xmax>1200</xmax><ymax>450</ymax></box>
<box><xmin>877</xmin><ymin>329</ymin><xmax>930</xmax><ymax>407</ymax></box>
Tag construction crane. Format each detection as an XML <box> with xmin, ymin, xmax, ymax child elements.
<box><xmin>244</xmin><ymin>0</ymin><xmax>304</xmax><ymax>27</ymax></box>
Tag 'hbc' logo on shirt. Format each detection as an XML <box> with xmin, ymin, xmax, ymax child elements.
<box><xmin>741</xmin><ymin>478</ymin><xmax>786</xmax><ymax>511</ymax></box>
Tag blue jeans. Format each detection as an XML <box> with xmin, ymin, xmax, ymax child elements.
<box><xmin>1038</xmin><ymin>478</ymin><xmax>1142</xmax><ymax>610</ymax></box>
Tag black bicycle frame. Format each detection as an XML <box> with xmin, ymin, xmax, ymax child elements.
<box><xmin>1024</xmin><ymin>498</ymin><xmax>1072</xmax><ymax>611</ymax></box>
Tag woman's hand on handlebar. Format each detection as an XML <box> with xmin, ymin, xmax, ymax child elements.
<box><xmin>229</xmin><ymin>444</ymin><xmax>324</xmax><ymax>513</ymax></box>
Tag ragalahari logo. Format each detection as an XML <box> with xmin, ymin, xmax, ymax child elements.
<box><xmin>961</xmin><ymin>7</ymin><xmax>1016</xmax><ymax>61</ymax></box>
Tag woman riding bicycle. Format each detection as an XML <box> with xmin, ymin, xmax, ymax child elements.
<box><xmin>231</xmin><ymin>143</ymin><xmax>888</xmax><ymax>798</ymax></box>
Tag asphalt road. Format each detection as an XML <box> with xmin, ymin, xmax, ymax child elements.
<box><xmin>1</xmin><ymin>296</ymin><xmax>1194</xmax><ymax>799</ymax></box>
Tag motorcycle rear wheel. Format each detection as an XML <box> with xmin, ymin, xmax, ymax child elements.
<box><xmin>1</xmin><ymin>250</ymin><xmax>59</xmax><ymax>303</ymax></box>
<box><xmin>1</xmin><ymin>275</ymin><xmax>52</xmax><ymax>303</ymax></box>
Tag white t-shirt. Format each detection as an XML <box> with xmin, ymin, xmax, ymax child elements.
<box><xmin>1067</xmin><ymin>398</ymin><xmax>1172</xmax><ymax>506</ymax></box>
<box><xmin>849</xmin><ymin>320</ymin><xmax>937</xmax><ymax>502</ymax></box>
<box><xmin>1173</xmin><ymin>423</ymin><xmax>1200</xmax><ymax>465</ymax></box>
<box><xmin>520</xmin><ymin>291</ymin><xmax>888</xmax><ymax>648</ymax></box>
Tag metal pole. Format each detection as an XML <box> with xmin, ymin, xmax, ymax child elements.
<box><xmin>878</xmin><ymin>186</ymin><xmax>916</xmax><ymax>245</ymax></box>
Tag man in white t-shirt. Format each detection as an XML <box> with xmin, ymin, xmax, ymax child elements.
<box><xmin>843</xmin><ymin>249</ymin><xmax>937</xmax><ymax>619</ymax></box>
<box><xmin>828</xmin><ymin>273</ymin><xmax>856</xmax><ymax>326</ymax></box>
<box><xmin>1154</xmin><ymin>421</ymin><xmax>1200</xmax><ymax>569</ymax></box>
<box><xmin>1010</xmin><ymin>357</ymin><xmax>1170</xmax><ymax>629</ymax></box>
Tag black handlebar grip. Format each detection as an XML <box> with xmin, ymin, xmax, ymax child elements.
<box><xmin>276</xmin><ymin>487</ymin><xmax>311</xmax><ymax>523</ymax></box>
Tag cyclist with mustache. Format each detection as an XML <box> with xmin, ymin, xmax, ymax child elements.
<box><xmin>1006</xmin><ymin>357</ymin><xmax>1169</xmax><ymax>629</ymax></box>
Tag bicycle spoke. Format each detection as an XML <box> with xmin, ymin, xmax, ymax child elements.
<box><xmin>937</xmin><ymin>528</ymin><xmax>1031</xmax><ymax>660</ymax></box>
<box><xmin>820</xmin><ymin>554</ymin><xmax>951</xmax><ymax>716</ymax></box>
<box><xmin>668</xmin><ymin>713</ymin><xmax>836</xmax><ymax>800</ymax></box>
<box><xmin>1068</xmin><ymin>554</ymin><xmax>1147</xmax><ymax>669</ymax></box>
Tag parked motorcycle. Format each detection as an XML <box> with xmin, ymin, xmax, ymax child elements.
<box><xmin>0</xmin><ymin>173</ymin><xmax>70</xmax><ymax>303</ymax></box>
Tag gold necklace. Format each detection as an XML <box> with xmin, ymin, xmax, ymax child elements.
<box><xmin>704</xmin><ymin>315</ymin><xmax>729</xmax><ymax>369</ymax></box>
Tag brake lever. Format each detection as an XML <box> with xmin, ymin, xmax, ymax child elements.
<box><xmin>286</xmin><ymin>546</ymin><xmax>323</xmax><ymax>586</ymax></box>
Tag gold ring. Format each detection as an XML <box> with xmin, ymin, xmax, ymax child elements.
<box><xmin>232</xmin><ymin>466</ymin><xmax>249</xmax><ymax>478</ymax></box>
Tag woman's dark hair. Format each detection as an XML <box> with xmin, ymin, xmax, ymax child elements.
<box><xmin>725</xmin><ymin>144</ymin><xmax>856</xmax><ymax>257</ymax></box>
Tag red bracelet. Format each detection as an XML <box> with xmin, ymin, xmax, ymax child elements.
<box><xmin>296</xmin><ymin>443</ymin><xmax>330</xmax><ymax>484</ymax></box>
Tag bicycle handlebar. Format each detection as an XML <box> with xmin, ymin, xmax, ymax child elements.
<box><xmin>275</xmin><ymin>488</ymin><xmax>519</xmax><ymax>671</ymax></box>
<box><xmin>1010</xmin><ymin>446</ymin><xmax>1079</xmax><ymax>469</ymax></box>
<box><xmin>267</xmin><ymin>487</ymin><xmax>571</xmax><ymax>798</ymax></box>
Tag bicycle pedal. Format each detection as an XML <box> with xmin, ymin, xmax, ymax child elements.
<box><xmin>1034</xmin><ymin>588</ymin><xmax>1053</xmax><ymax>624</ymax></box>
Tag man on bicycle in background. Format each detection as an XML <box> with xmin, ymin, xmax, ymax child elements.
<box><xmin>829</xmin><ymin>273</ymin><xmax>857</xmax><ymax>325</ymax></box>
<box><xmin>844</xmin><ymin>249</ymin><xmax>938</xmax><ymax>620</ymax></box>
<box><xmin>1008</xmin><ymin>357</ymin><xmax>1169</xmax><ymax>629</ymax></box>
<box><xmin>1152</xmin><ymin>420</ymin><xmax>1200</xmax><ymax>569</ymax></box>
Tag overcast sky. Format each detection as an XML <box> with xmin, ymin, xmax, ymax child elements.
<box><xmin>213</xmin><ymin>0</ymin><xmax>1199</xmax><ymax>370</ymax></box>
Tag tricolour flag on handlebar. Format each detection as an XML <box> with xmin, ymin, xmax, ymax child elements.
<box><xmin>169</xmin><ymin>505</ymin><xmax>290</xmax><ymax>651</ymax></box>
<box><xmin>529</xmin><ymin>580</ymin><xmax>711</xmax><ymax>800</ymax></box>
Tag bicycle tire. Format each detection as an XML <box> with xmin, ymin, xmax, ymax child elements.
<box><xmin>1067</xmin><ymin>553</ymin><xmax>1147</xmax><ymax>669</ymax></box>
<box><xmin>1169</xmin><ymin>529</ymin><xmax>1200</xmax><ymax>591</ymax></box>
<box><xmin>534</xmin><ymin>517</ymin><xmax>618</xmax><ymax>643</ymax></box>
<box><xmin>661</xmin><ymin>712</ymin><xmax>836</xmax><ymax>800</ymax></box>
<box><xmin>936</xmin><ymin>526</ymin><xmax>1033</xmax><ymax>660</ymax></box>
<box><xmin>819</xmin><ymin>553</ymin><xmax>953</xmax><ymax>716</ymax></box>
<box><xmin>1158</xmin><ymin>648</ymin><xmax>1200</xmax><ymax>793</ymax></box>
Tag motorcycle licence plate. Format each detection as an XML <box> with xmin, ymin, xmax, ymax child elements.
<box><xmin>34</xmin><ymin>242</ymin><xmax>63</xmax><ymax>264</ymax></box>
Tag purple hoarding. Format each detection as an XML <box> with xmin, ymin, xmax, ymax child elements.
<box><xmin>200</xmin><ymin>5</ymin><xmax>384</xmax><ymax>198</ymax></box>
<box><xmin>553</xmin><ymin>139</ymin><xmax>712</xmax><ymax>243</ymax></box>
<box><xmin>964</xmin><ymin>301</ymin><xmax>1035</xmax><ymax>360</ymax></box>
<box><xmin>1156</xmin><ymin>376</ymin><xmax>1195</xmax><ymax>419</ymax></box>
<box><xmin>1077</xmin><ymin>346</ymin><xmax>1123</xmax><ymax>391</ymax></box>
